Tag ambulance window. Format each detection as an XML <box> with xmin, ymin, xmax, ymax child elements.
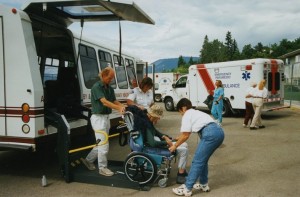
<box><xmin>113</xmin><ymin>55</ymin><xmax>128</xmax><ymax>89</ymax></box>
<box><xmin>176</xmin><ymin>76</ymin><xmax>187</xmax><ymax>88</ymax></box>
<box><xmin>98</xmin><ymin>50</ymin><xmax>116</xmax><ymax>89</ymax></box>
<box><xmin>79</xmin><ymin>44</ymin><xmax>99</xmax><ymax>89</ymax></box>
<box><xmin>125</xmin><ymin>58</ymin><xmax>137</xmax><ymax>89</ymax></box>
<box><xmin>44</xmin><ymin>58</ymin><xmax>59</xmax><ymax>83</ymax></box>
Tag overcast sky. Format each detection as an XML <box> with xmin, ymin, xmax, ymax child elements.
<box><xmin>2</xmin><ymin>0</ymin><xmax>300</xmax><ymax>63</ymax></box>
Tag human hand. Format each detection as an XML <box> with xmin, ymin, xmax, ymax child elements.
<box><xmin>119</xmin><ymin>106</ymin><xmax>125</xmax><ymax>114</ymax></box>
<box><xmin>169</xmin><ymin>144</ymin><xmax>176</xmax><ymax>152</ymax></box>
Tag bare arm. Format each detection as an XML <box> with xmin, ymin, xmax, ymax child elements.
<box><xmin>100</xmin><ymin>97</ymin><xmax>125</xmax><ymax>114</ymax></box>
<box><xmin>169</xmin><ymin>132</ymin><xmax>191</xmax><ymax>152</ymax></box>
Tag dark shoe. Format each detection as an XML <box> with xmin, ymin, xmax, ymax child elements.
<box><xmin>250</xmin><ymin>127</ymin><xmax>257</xmax><ymax>130</ymax></box>
<box><xmin>176</xmin><ymin>175</ymin><xmax>186</xmax><ymax>184</ymax></box>
<box><xmin>176</xmin><ymin>170</ymin><xmax>188</xmax><ymax>184</ymax></box>
<box><xmin>259</xmin><ymin>125</ymin><xmax>265</xmax><ymax>129</ymax></box>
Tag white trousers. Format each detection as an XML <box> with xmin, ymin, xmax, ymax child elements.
<box><xmin>154</xmin><ymin>136</ymin><xmax>188</xmax><ymax>170</ymax></box>
<box><xmin>250</xmin><ymin>98</ymin><xmax>263</xmax><ymax>127</ymax></box>
<box><xmin>86</xmin><ymin>114</ymin><xmax>110</xmax><ymax>169</ymax></box>
<box><xmin>175</xmin><ymin>142</ymin><xmax>189</xmax><ymax>170</ymax></box>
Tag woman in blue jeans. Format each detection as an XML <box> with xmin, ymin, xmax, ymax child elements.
<box><xmin>169</xmin><ymin>98</ymin><xmax>224</xmax><ymax>196</ymax></box>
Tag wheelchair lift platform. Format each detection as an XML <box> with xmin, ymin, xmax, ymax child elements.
<box><xmin>70</xmin><ymin>159</ymin><xmax>151</xmax><ymax>191</ymax></box>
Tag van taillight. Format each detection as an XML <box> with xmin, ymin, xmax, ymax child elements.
<box><xmin>22</xmin><ymin>114</ymin><xmax>30</xmax><ymax>123</ymax></box>
<box><xmin>22</xmin><ymin>103</ymin><xmax>30</xmax><ymax>113</ymax></box>
<box><xmin>21</xmin><ymin>103</ymin><xmax>30</xmax><ymax>133</ymax></box>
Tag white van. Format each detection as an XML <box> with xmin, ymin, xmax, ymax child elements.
<box><xmin>0</xmin><ymin>0</ymin><xmax>154</xmax><ymax>151</ymax></box>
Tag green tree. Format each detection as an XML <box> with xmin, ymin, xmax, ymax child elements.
<box><xmin>188</xmin><ymin>56</ymin><xmax>194</xmax><ymax>65</ymax></box>
<box><xmin>177</xmin><ymin>55</ymin><xmax>185</xmax><ymax>67</ymax></box>
<box><xmin>241</xmin><ymin>44</ymin><xmax>255</xmax><ymax>59</ymax></box>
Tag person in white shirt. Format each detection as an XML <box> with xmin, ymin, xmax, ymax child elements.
<box><xmin>243</xmin><ymin>82</ymin><xmax>257</xmax><ymax>127</ymax></box>
<box><xmin>249</xmin><ymin>79</ymin><xmax>268</xmax><ymax>130</ymax></box>
<box><xmin>170</xmin><ymin>98</ymin><xmax>224</xmax><ymax>196</ymax></box>
<box><xmin>127</xmin><ymin>77</ymin><xmax>154</xmax><ymax>110</ymax></box>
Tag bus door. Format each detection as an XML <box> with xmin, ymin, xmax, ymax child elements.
<box><xmin>136</xmin><ymin>61</ymin><xmax>147</xmax><ymax>85</ymax></box>
<box><xmin>0</xmin><ymin>17</ymin><xmax>5</xmax><ymax>135</ymax></box>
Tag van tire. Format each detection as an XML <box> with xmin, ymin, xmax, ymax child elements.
<box><xmin>164</xmin><ymin>98</ymin><xmax>174</xmax><ymax>111</ymax></box>
<box><xmin>222</xmin><ymin>102</ymin><xmax>231</xmax><ymax>117</ymax></box>
<box><xmin>154</xmin><ymin>94</ymin><xmax>162</xmax><ymax>102</ymax></box>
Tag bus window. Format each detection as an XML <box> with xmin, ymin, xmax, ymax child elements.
<box><xmin>98</xmin><ymin>50</ymin><xmax>116</xmax><ymax>89</ymax></box>
<box><xmin>79</xmin><ymin>44</ymin><xmax>99</xmax><ymax>89</ymax></box>
<box><xmin>113</xmin><ymin>55</ymin><xmax>128</xmax><ymax>89</ymax></box>
<box><xmin>44</xmin><ymin>58</ymin><xmax>59</xmax><ymax>83</ymax></box>
<box><xmin>125</xmin><ymin>58</ymin><xmax>137</xmax><ymax>88</ymax></box>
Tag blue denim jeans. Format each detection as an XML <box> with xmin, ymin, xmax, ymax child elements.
<box><xmin>185</xmin><ymin>122</ymin><xmax>224</xmax><ymax>190</ymax></box>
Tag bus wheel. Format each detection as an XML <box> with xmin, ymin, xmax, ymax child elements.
<box><xmin>154</xmin><ymin>94</ymin><xmax>162</xmax><ymax>102</ymax></box>
<box><xmin>164</xmin><ymin>98</ymin><xmax>174</xmax><ymax>111</ymax></box>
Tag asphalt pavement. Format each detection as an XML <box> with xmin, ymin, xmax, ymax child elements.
<box><xmin>0</xmin><ymin>103</ymin><xmax>300</xmax><ymax>197</ymax></box>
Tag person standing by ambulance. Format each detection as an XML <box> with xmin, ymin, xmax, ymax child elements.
<box><xmin>243</xmin><ymin>82</ymin><xmax>257</xmax><ymax>127</ymax></box>
<box><xmin>211</xmin><ymin>80</ymin><xmax>224</xmax><ymax>126</ymax></box>
<box><xmin>249</xmin><ymin>79</ymin><xmax>267</xmax><ymax>130</ymax></box>
<box><xmin>81</xmin><ymin>67</ymin><xmax>125</xmax><ymax>176</ymax></box>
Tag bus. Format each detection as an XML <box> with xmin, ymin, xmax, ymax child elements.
<box><xmin>0</xmin><ymin>0</ymin><xmax>154</xmax><ymax>152</ymax></box>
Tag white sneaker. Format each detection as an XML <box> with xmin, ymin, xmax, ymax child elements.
<box><xmin>80</xmin><ymin>158</ymin><xmax>96</xmax><ymax>171</ymax></box>
<box><xmin>243</xmin><ymin>124</ymin><xmax>247</xmax><ymax>128</ymax></box>
<box><xmin>172</xmin><ymin>184</ymin><xmax>192</xmax><ymax>196</ymax></box>
<box><xmin>99</xmin><ymin>167</ymin><xmax>114</xmax><ymax>176</ymax></box>
<box><xmin>193</xmin><ymin>183</ymin><xmax>210</xmax><ymax>192</ymax></box>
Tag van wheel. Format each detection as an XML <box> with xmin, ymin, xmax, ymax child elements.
<box><xmin>154</xmin><ymin>94</ymin><xmax>162</xmax><ymax>102</ymax></box>
<box><xmin>164</xmin><ymin>98</ymin><xmax>174</xmax><ymax>111</ymax></box>
<box><xmin>222</xmin><ymin>102</ymin><xmax>231</xmax><ymax>117</ymax></box>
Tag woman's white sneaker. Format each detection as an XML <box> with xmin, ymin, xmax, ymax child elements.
<box><xmin>172</xmin><ymin>184</ymin><xmax>192</xmax><ymax>196</ymax></box>
<box><xmin>193</xmin><ymin>183</ymin><xmax>210</xmax><ymax>192</ymax></box>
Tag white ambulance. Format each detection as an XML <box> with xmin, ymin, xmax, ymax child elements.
<box><xmin>148</xmin><ymin>72</ymin><xmax>181</xmax><ymax>102</ymax></box>
<box><xmin>163</xmin><ymin>58</ymin><xmax>288</xmax><ymax>116</ymax></box>
<box><xmin>0</xmin><ymin>0</ymin><xmax>154</xmax><ymax>151</ymax></box>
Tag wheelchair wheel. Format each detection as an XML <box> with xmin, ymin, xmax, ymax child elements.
<box><xmin>124</xmin><ymin>152</ymin><xmax>157</xmax><ymax>185</ymax></box>
<box><xmin>158</xmin><ymin>178</ymin><xmax>168</xmax><ymax>188</ymax></box>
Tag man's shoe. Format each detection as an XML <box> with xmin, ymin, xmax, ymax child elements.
<box><xmin>172</xmin><ymin>184</ymin><xmax>192</xmax><ymax>196</ymax></box>
<box><xmin>80</xmin><ymin>158</ymin><xmax>96</xmax><ymax>171</ymax></box>
<box><xmin>99</xmin><ymin>167</ymin><xmax>114</xmax><ymax>176</ymax></box>
<box><xmin>176</xmin><ymin>176</ymin><xmax>186</xmax><ymax>184</ymax></box>
<box><xmin>176</xmin><ymin>170</ymin><xmax>188</xmax><ymax>184</ymax></box>
<box><xmin>193</xmin><ymin>183</ymin><xmax>210</xmax><ymax>192</ymax></box>
<box><xmin>250</xmin><ymin>127</ymin><xmax>257</xmax><ymax>130</ymax></box>
<box><xmin>259</xmin><ymin>125</ymin><xmax>265</xmax><ymax>129</ymax></box>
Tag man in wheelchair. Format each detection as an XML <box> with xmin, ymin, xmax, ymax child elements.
<box><xmin>125</xmin><ymin>104</ymin><xmax>189</xmax><ymax>184</ymax></box>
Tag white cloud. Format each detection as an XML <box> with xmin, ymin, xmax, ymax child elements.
<box><xmin>1</xmin><ymin>0</ymin><xmax>300</xmax><ymax>63</ymax></box>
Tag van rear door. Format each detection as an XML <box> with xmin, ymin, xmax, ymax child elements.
<box><xmin>0</xmin><ymin>17</ymin><xmax>5</xmax><ymax>136</ymax></box>
<box><xmin>22</xmin><ymin>0</ymin><xmax>155</xmax><ymax>27</ymax></box>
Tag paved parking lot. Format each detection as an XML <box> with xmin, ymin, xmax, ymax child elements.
<box><xmin>0</xmin><ymin>104</ymin><xmax>300</xmax><ymax>197</ymax></box>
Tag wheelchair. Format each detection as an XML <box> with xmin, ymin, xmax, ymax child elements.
<box><xmin>123</xmin><ymin>110</ymin><xmax>175</xmax><ymax>188</ymax></box>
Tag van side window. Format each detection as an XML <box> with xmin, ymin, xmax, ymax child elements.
<box><xmin>113</xmin><ymin>55</ymin><xmax>128</xmax><ymax>89</ymax></box>
<box><xmin>79</xmin><ymin>44</ymin><xmax>99</xmax><ymax>89</ymax></box>
<box><xmin>44</xmin><ymin>58</ymin><xmax>59</xmax><ymax>83</ymax></box>
<box><xmin>98</xmin><ymin>50</ymin><xmax>116</xmax><ymax>89</ymax></box>
<box><xmin>176</xmin><ymin>76</ymin><xmax>187</xmax><ymax>88</ymax></box>
<box><xmin>125</xmin><ymin>58</ymin><xmax>137</xmax><ymax>89</ymax></box>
